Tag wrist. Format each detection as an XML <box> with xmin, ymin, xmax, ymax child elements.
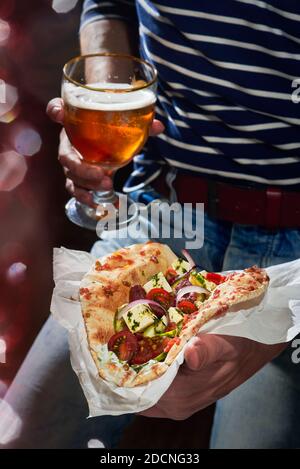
<box><xmin>80</xmin><ymin>19</ymin><xmax>137</xmax><ymax>56</ymax></box>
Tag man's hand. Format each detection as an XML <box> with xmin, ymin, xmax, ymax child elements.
<box><xmin>46</xmin><ymin>98</ymin><xmax>164</xmax><ymax>207</ymax></box>
<box><xmin>141</xmin><ymin>334</ymin><xmax>286</xmax><ymax>420</ymax></box>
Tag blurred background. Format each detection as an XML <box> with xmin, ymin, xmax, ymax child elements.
<box><xmin>0</xmin><ymin>0</ymin><xmax>213</xmax><ymax>448</ymax></box>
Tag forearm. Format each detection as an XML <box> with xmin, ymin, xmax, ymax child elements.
<box><xmin>80</xmin><ymin>19</ymin><xmax>138</xmax><ymax>56</ymax></box>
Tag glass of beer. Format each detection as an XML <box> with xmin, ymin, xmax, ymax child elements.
<box><xmin>62</xmin><ymin>53</ymin><xmax>157</xmax><ymax>230</ymax></box>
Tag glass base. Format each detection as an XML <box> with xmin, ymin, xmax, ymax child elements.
<box><xmin>65</xmin><ymin>193</ymin><xmax>138</xmax><ymax>232</ymax></box>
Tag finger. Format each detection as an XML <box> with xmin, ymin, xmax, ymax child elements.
<box><xmin>149</xmin><ymin>119</ymin><xmax>165</xmax><ymax>136</ymax></box>
<box><xmin>65</xmin><ymin>179</ymin><xmax>95</xmax><ymax>207</ymax></box>
<box><xmin>64</xmin><ymin>169</ymin><xmax>113</xmax><ymax>192</ymax></box>
<box><xmin>139</xmin><ymin>405</ymin><xmax>168</xmax><ymax>418</ymax></box>
<box><xmin>184</xmin><ymin>335</ymin><xmax>240</xmax><ymax>371</ymax></box>
<box><xmin>46</xmin><ymin>98</ymin><xmax>64</xmax><ymax>124</ymax></box>
<box><xmin>59</xmin><ymin>143</ymin><xmax>106</xmax><ymax>184</ymax></box>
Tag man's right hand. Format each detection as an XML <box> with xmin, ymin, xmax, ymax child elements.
<box><xmin>46</xmin><ymin>98</ymin><xmax>164</xmax><ymax>207</ymax></box>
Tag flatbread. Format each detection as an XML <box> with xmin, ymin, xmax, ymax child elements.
<box><xmin>165</xmin><ymin>267</ymin><xmax>269</xmax><ymax>365</ymax></box>
<box><xmin>80</xmin><ymin>242</ymin><xmax>177</xmax><ymax>386</ymax></box>
<box><xmin>80</xmin><ymin>243</ymin><xmax>269</xmax><ymax>387</ymax></box>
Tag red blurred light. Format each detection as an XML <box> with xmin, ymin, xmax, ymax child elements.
<box><xmin>0</xmin><ymin>0</ymin><xmax>15</xmax><ymax>20</ymax></box>
<box><xmin>13</xmin><ymin>127</ymin><xmax>42</xmax><ymax>157</ymax></box>
<box><xmin>0</xmin><ymin>19</ymin><xmax>10</xmax><ymax>46</ymax></box>
<box><xmin>5</xmin><ymin>262</ymin><xmax>27</xmax><ymax>285</ymax></box>
<box><xmin>0</xmin><ymin>83</ymin><xmax>19</xmax><ymax>123</ymax></box>
<box><xmin>52</xmin><ymin>0</ymin><xmax>79</xmax><ymax>14</ymax></box>
<box><xmin>0</xmin><ymin>150</ymin><xmax>27</xmax><ymax>191</ymax></box>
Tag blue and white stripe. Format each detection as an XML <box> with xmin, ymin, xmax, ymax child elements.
<box><xmin>81</xmin><ymin>0</ymin><xmax>300</xmax><ymax>187</ymax></box>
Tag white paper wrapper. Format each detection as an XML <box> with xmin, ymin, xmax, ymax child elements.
<box><xmin>51</xmin><ymin>247</ymin><xmax>300</xmax><ymax>417</ymax></box>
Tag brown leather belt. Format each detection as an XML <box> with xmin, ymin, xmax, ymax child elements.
<box><xmin>153</xmin><ymin>172</ymin><xmax>300</xmax><ymax>230</ymax></box>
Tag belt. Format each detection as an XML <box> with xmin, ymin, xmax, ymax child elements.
<box><xmin>153</xmin><ymin>172</ymin><xmax>300</xmax><ymax>230</ymax></box>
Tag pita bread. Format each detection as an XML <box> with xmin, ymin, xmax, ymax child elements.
<box><xmin>79</xmin><ymin>243</ymin><xmax>269</xmax><ymax>387</ymax></box>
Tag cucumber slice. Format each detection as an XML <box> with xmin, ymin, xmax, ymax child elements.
<box><xmin>114</xmin><ymin>304</ymin><xmax>128</xmax><ymax>332</ymax></box>
<box><xmin>116</xmin><ymin>303</ymin><xmax>128</xmax><ymax>320</ymax></box>
<box><xmin>159</xmin><ymin>329</ymin><xmax>177</xmax><ymax>338</ymax></box>
<box><xmin>114</xmin><ymin>318</ymin><xmax>126</xmax><ymax>333</ymax></box>
<box><xmin>176</xmin><ymin>321</ymin><xmax>183</xmax><ymax>334</ymax></box>
<box><xmin>131</xmin><ymin>352</ymin><xmax>167</xmax><ymax>372</ymax></box>
<box><xmin>143</xmin><ymin>324</ymin><xmax>157</xmax><ymax>337</ymax></box>
<box><xmin>155</xmin><ymin>320</ymin><xmax>166</xmax><ymax>333</ymax></box>
<box><xmin>154</xmin><ymin>352</ymin><xmax>167</xmax><ymax>362</ymax></box>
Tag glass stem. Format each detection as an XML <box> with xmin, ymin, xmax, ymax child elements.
<box><xmin>92</xmin><ymin>171</ymin><xmax>118</xmax><ymax>205</ymax></box>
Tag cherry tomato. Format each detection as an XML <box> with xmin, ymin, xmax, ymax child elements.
<box><xmin>165</xmin><ymin>321</ymin><xmax>177</xmax><ymax>332</ymax></box>
<box><xmin>146</xmin><ymin>288</ymin><xmax>173</xmax><ymax>309</ymax></box>
<box><xmin>205</xmin><ymin>272</ymin><xmax>226</xmax><ymax>285</ymax></box>
<box><xmin>177</xmin><ymin>300</ymin><xmax>198</xmax><ymax>314</ymax></box>
<box><xmin>130</xmin><ymin>337</ymin><xmax>164</xmax><ymax>365</ymax></box>
<box><xmin>108</xmin><ymin>330</ymin><xmax>138</xmax><ymax>362</ymax></box>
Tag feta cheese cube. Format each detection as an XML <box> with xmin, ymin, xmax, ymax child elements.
<box><xmin>168</xmin><ymin>307</ymin><xmax>184</xmax><ymax>324</ymax></box>
<box><xmin>143</xmin><ymin>272</ymin><xmax>172</xmax><ymax>293</ymax></box>
<box><xmin>123</xmin><ymin>304</ymin><xmax>156</xmax><ymax>333</ymax></box>
<box><xmin>171</xmin><ymin>258</ymin><xmax>191</xmax><ymax>275</ymax></box>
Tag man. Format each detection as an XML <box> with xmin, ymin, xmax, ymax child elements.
<box><xmin>2</xmin><ymin>0</ymin><xmax>300</xmax><ymax>448</ymax></box>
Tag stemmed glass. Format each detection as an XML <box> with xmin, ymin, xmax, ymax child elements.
<box><xmin>62</xmin><ymin>53</ymin><xmax>157</xmax><ymax>230</ymax></box>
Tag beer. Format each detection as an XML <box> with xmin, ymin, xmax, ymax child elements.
<box><xmin>63</xmin><ymin>83</ymin><xmax>156</xmax><ymax>169</ymax></box>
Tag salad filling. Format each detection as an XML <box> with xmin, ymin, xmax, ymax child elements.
<box><xmin>106</xmin><ymin>254</ymin><xmax>227</xmax><ymax>370</ymax></box>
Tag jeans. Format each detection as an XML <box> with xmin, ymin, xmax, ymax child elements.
<box><xmin>1</xmin><ymin>214</ymin><xmax>300</xmax><ymax>448</ymax></box>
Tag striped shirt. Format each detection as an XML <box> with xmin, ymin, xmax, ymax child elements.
<box><xmin>81</xmin><ymin>0</ymin><xmax>300</xmax><ymax>189</ymax></box>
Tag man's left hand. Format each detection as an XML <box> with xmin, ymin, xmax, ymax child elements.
<box><xmin>141</xmin><ymin>334</ymin><xmax>286</xmax><ymax>420</ymax></box>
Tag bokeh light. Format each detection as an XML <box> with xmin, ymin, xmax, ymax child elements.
<box><xmin>0</xmin><ymin>1</ymin><xmax>15</xmax><ymax>20</ymax></box>
<box><xmin>0</xmin><ymin>339</ymin><xmax>6</xmax><ymax>364</ymax></box>
<box><xmin>6</xmin><ymin>262</ymin><xmax>27</xmax><ymax>285</ymax></box>
<box><xmin>0</xmin><ymin>399</ymin><xmax>22</xmax><ymax>445</ymax></box>
<box><xmin>0</xmin><ymin>83</ymin><xmax>19</xmax><ymax>123</ymax></box>
<box><xmin>0</xmin><ymin>19</ymin><xmax>10</xmax><ymax>46</ymax></box>
<box><xmin>87</xmin><ymin>439</ymin><xmax>105</xmax><ymax>448</ymax></box>
<box><xmin>0</xmin><ymin>150</ymin><xmax>27</xmax><ymax>191</ymax></box>
<box><xmin>13</xmin><ymin>127</ymin><xmax>42</xmax><ymax>157</ymax></box>
<box><xmin>52</xmin><ymin>0</ymin><xmax>79</xmax><ymax>13</ymax></box>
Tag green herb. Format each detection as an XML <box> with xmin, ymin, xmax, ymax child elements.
<box><xmin>191</xmin><ymin>271</ymin><xmax>206</xmax><ymax>287</ymax></box>
<box><xmin>152</xmin><ymin>273</ymin><xmax>160</xmax><ymax>286</ymax></box>
<box><xmin>127</xmin><ymin>311</ymin><xmax>133</xmax><ymax>319</ymax></box>
<box><xmin>131</xmin><ymin>320</ymin><xmax>140</xmax><ymax>331</ymax></box>
<box><xmin>131</xmin><ymin>364</ymin><xmax>145</xmax><ymax>372</ymax></box>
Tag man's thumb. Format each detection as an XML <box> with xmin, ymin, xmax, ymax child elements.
<box><xmin>46</xmin><ymin>98</ymin><xmax>64</xmax><ymax>124</ymax></box>
<box><xmin>149</xmin><ymin>119</ymin><xmax>165</xmax><ymax>136</ymax></box>
<box><xmin>184</xmin><ymin>334</ymin><xmax>234</xmax><ymax>371</ymax></box>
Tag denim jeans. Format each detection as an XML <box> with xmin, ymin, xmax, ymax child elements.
<box><xmin>1</xmin><ymin>214</ymin><xmax>300</xmax><ymax>448</ymax></box>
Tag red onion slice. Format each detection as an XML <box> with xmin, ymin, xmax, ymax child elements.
<box><xmin>117</xmin><ymin>299</ymin><xmax>166</xmax><ymax>319</ymax></box>
<box><xmin>181</xmin><ymin>249</ymin><xmax>196</xmax><ymax>268</ymax></box>
<box><xmin>176</xmin><ymin>285</ymin><xmax>208</xmax><ymax>305</ymax></box>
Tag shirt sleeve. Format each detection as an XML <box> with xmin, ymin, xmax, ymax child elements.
<box><xmin>80</xmin><ymin>0</ymin><xmax>137</xmax><ymax>31</ymax></box>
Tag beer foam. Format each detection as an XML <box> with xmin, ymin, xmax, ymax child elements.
<box><xmin>63</xmin><ymin>82</ymin><xmax>156</xmax><ymax>111</ymax></box>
